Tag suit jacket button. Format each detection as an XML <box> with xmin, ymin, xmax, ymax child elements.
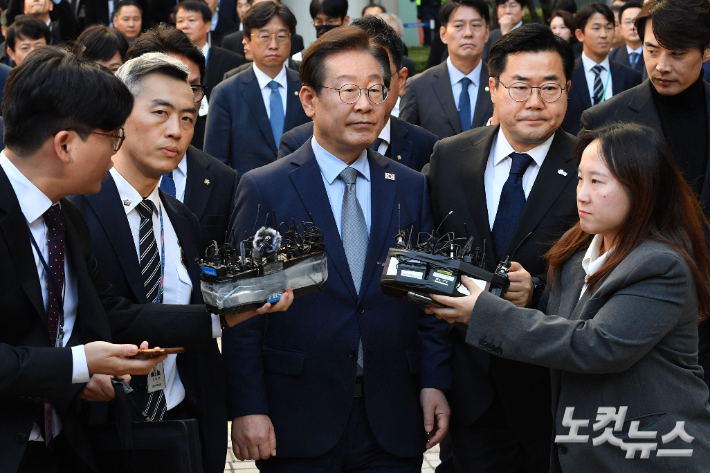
<box><xmin>348</xmin><ymin>350</ymin><xmax>357</xmax><ymax>358</ymax></box>
<box><xmin>357</xmin><ymin>305</ymin><xmax>365</xmax><ymax>314</ymax></box>
<box><xmin>16</xmin><ymin>433</ymin><xmax>27</xmax><ymax>443</ymax></box>
<box><xmin>558</xmin><ymin>444</ymin><xmax>568</xmax><ymax>454</ymax></box>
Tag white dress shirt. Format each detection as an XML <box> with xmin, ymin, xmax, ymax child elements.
<box><xmin>111</xmin><ymin>168</ymin><xmax>193</xmax><ymax>411</ymax></box>
<box><xmin>311</xmin><ymin>137</ymin><xmax>371</xmax><ymax>236</ymax></box>
<box><xmin>160</xmin><ymin>154</ymin><xmax>188</xmax><ymax>203</ymax></box>
<box><xmin>0</xmin><ymin>152</ymin><xmax>89</xmax><ymax>442</ymax></box>
<box><xmin>582</xmin><ymin>52</ymin><xmax>613</xmax><ymax>103</ymax></box>
<box><xmin>253</xmin><ymin>63</ymin><xmax>288</xmax><ymax>119</ymax></box>
<box><xmin>447</xmin><ymin>57</ymin><xmax>482</xmax><ymax>127</ymax></box>
<box><xmin>626</xmin><ymin>44</ymin><xmax>643</xmax><ymax>66</ymax></box>
<box><xmin>484</xmin><ymin>130</ymin><xmax>555</xmax><ymax>229</ymax></box>
<box><xmin>580</xmin><ymin>234</ymin><xmax>613</xmax><ymax>299</ymax></box>
<box><xmin>391</xmin><ymin>97</ymin><xmax>401</xmax><ymax>118</ymax></box>
<box><xmin>375</xmin><ymin>117</ymin><xmax>392</xmax><ymax>156</ymax></box>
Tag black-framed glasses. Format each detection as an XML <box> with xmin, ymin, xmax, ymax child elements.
<box><xmin>321</xmin><ymin>84</ymin><xmax>389</xmax><ymax>105</ymax></box>
<box><xmin>190</xmin><ymin>85</ymin><xmax>208</xmax><ymax>102</ymax></box>
<box><xmin>66</xmin><ymin>127</ymin><xmax>125</xmax><ymax>151</ymax></box>
<box><xmin>250</xmin><ymin>32</ymin><xmax>291</xmax><ymax>44</ymax></box>
<box><xmin>498</xmin><ymin>81</ymin><xmax>567</xmax><ymax>103</ymax></box>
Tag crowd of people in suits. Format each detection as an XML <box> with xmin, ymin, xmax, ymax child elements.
<box><xmin>4</xmin><ymin>0</ymin><xmax>710</xmax><ymax>472</ymax></box>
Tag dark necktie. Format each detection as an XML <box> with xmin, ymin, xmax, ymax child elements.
<box><xmin>42</xmin><ymin>203</ymin><xmax>66</xmax><ymax>446</ymax></box>
<box><xmin>268</xmin><ymin>80</ymin><xmax>285</xmax><ymax>146</ymax></box>
<box><xmin>458</xmin><ymin>77</ymin><xmax>472</xmax><ymax>132</ymax></box>
<box><xmin>160</xmin><ymin>172</ymin><xmax>176</xmax><ymax>198</ymax></box>
<box><xmin>369</xmin><ymin>138</ymin><xmax>383</xmax><ymax>152</ymax></box>
<box><xmin>492</xmin><ymin>153</ymin><xmax>534</xmax><ymax>261</ymax></box>
<box><xmin>629</xmin><ymin>52</ymin><xmax>640</xmax><ymax>69</ymax></box>
<box><xmin>592</xmin><ymin>64</ymin><xmax>605</xmax><ymax>105</ymax></box>
<box><xmin>339</xmin><ymin>167</ymin><xmax>368</xmax><ymax>374</ymax></box>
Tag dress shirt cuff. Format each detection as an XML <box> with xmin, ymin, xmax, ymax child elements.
<box><xmin>211</xmin><ymin>314</ymin><xmax>222</xmax><ymax>338</ymax></box>
<box><xmin>71</xmin><ymin>345</ymin><xmax>90</xmax><ymax>384</ymax></box>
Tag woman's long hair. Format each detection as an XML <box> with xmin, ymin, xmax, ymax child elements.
<box><xmin>549</xmin><ymin>10</ymin><xmax>578</xmax><ymax>45</ymax></box>
<box><xmin>546</xmin><ymin>122</ymin><xmax>710</xmax><ymax>321</ymax></box>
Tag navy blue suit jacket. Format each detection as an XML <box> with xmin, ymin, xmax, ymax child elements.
<box><xmin>276</xmin><ymin>116</ymin><xmax>440</xmax><ymax>172</ymax></box>
<box><xmin>203</xmin><ymin>65</ymin><xmax>311</xmax><ymax>175</ymax></box>
<box><xmin>561</xmin><ymin>57</ymin><xmax>642</xmax><ymax>136</ymax></box>
<box><xmin>609</xmin><ymin>45</ymin><xmax>645</xmax><ymax>75</ymax></box>
<box><xmin>68</xmin><ymin>175</ymin><xmax>227</xmax><ymax>473</ymax></box>
<box><xmin>223</xmin><ymin>141</ymin><xmax>452</xmax><ymax>458</ymax></box>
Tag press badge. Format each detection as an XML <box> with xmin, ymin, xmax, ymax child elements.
<box><xmin>147</xmin><ymin>362</ymin><xmax>166</xmax><ymax>393</ymax></box>
<box><xmin>199</xmin><ymin>96</ymin><xmax>209</xmax><ymax>116</ymax></box>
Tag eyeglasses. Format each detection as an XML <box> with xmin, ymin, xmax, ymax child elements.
<box><xmin>321</xmin><ymin>84</ymin><xmax>389</xmax><ymax>105</ymax></box>
<box><xmin>250</xmin><ymin>32</ymin><xmax>291</xmax><ymax>44</ymax></box>
<box><xmin>66</xmin><ymin>127</ymin><xmax>126</xmax><ymax>151</ymax></box>
<box><xmin>190</xmin><ymin>85</ymin><xmax>208</xmax><ymax>102</ymax></box>
<box><xmin>498</xmin><ymin>81</ymin><xmax>566</xmax><ymax>103</ymax></box>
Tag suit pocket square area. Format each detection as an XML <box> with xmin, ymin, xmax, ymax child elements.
<box><xmin>263</xmin><ymin>345</ymin><xmax>306</xmax><ymax>377</ymax></box>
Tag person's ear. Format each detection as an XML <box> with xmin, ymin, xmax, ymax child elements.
<box><xmin>6</xmin><ymin>47</ymin><xmax>15</xmax><ymax>63</ymax></box>
<box><xmin>398</xmin><ymin>67</ymin><xmax>408</xmax><ymax>95</ymax></box>
<box><xmin>53</xmin><ymin>130</ymin><xmax>75</xmax><ymax>165</ymax></box>
<box><xmin>342</xmin><ymin>15</ymin><xmax>349</xmax><ymax>25</ymax></box>
<box><xmin>300</xmin><ymin>86</ymin><xmax>317</xmax><ymax>119</ymax></box>
<box><xmin>489</xmin><ymin>76</ymin><xmax>498</xmax><ymax>105</ymax></box>
<box><xmin>575</xmin><ymin>28</ymin><xmax>584</xmax><ymax>43</ymax></box>
<box><xmin>440</xmin><ymin>25</ymin><xmax>448</xmax><ymax>45</ymax></box>
<box><xmin>483</xmin><ymin>24</ymin><xmax>490</xmax><ymax>43</ymax></box>
<box><xmin>703</xmin><ymin>47</ymin><xmax>710</xmax><ymax>64</ymax></box>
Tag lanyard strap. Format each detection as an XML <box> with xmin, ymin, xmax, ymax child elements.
<box><xmin>26</xmin><ymin>222</ymin><xmax>65</xmax><ymax>346</ymax></box>
<box><xmin>157</xmin><ymin>204</ymin><xmax>165</xmax><ymax>303</ymax></box>
<box><xmin>601</xmin><ymin>69</ymin><xmax>612</xmax><ymax>102</ymax></box>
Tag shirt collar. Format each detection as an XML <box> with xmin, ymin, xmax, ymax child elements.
<box><xmin>110</xmin><ymin>167</ymin><xmax>161</xmax><ymax>216</ymax></box>
<box><xmin>253</xmin><ymin>62</ymin><xmax>288</xmax><ymax>91</ymax></box>
<box><xmin>174</xmin><ymin>154</ymin><xmax>187</xmax><ymax>178</ymax></box>
<box><xmin>378</xmin><ymin>117</ymin><xmax>391</xmax><ymax>144</ymax></box>
<box><xmin>582</xmin><ymin>234</ymin><xmax>613</xmax><ymax>280</ymax></box>
<box><xmin>511</xmin><ymin>20</ymin><xmax>523</xmax><ymax>31</ymax></box>
<box><xmin>0</xmin><ymin>151</ymin><xmax>53</xmax><ymax>225</ymax></box>
<box><xmin>626</xmin><ymin>44</ymin><xmax>643</xmax><ymax>55</ymax></box>
<box><xmin>582</xmin><ymin>52</ymin><xmax>610</xmax><ymax>73</ymax></box>
<box><xmin>211</xmin><ymin>11</ymin><xmax>219</xmax><ymax>31</ymax></box>
<box><xmin>446</xmin><ymin>56</ymin><xmax>482</xmax><ymax>88</ymax></box>
<box><xmin>201</xmin><ymin>42</ymin><xmax>210</xmax><ymax>60</ymax></box>
<box><xmin>311</xmin><ymin>136</ymin><xmax>370</xmax><ymax>185</ymax></box>
<box><xmin>492</xmin><ymin>129</ymin><xmax>554</xmax><ymax>168</ymax></box>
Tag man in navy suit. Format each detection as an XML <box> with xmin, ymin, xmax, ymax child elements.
<box><xmin>277</xmin><ymin>16</ymin><xmax>438</xmax><ymax>172</ymax></box>
<box><xmin>561</xmin><ymin>3</ymin><xmax>641</xmax><ymax>135</ymax></box>
<box><xmin>204</xmin><ymin>2</ymin><xmax>310</xmax><ymax>174</ymax></box>
<box><xmin>225</xmin><ymin>26</ymin><xmax>452</xmax><ymax>472</ymax></box>
<box><xmin>608</xmin><ymin>2</ymin><xmax>644</xmax><ymax>74</ymax></box>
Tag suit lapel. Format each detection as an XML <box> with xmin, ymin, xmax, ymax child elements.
<box><xmin>283</xmin><ymin>69</ymin><xmax>302</xmax><ymax>133</ymax></box>
<box><xmin>504</xmin><ymin>133</ymin><xmax>577</xmax><ymax>257</ymax></box>
<box><xmin>184</xmin><ymin>146</ymin><xmax>214</xmax><ymax>222</ymax></box>
<box><xmin>572</xmin><ymin>61</ymin><xmax>593</xmax><ymax>110</ymax></box>
<box><xmin>241</xmin><ymin>68</ymin><xmax>277</xmax><ymax>153</ymax></box>
<box><xmin>389</xmin><ymin>117</ymin><xmax>413</xmax><ymax>167</ymax></box>
<box><xmin>609</xmin><ymin>61</ymin><xmax>625</xmax><ymax>99</ymax></box>
<box><xmin>0</xmin><ymin>167</ymin><xmax>45</xmax><ymax>323</ymax></box>
<box><xmin>472</xmin><ymin>62</ymin><xmax>493</xmax><ymax>128</ymax></box>
<box><xmin>627</xmin><ymin>80</ymin><xmax>663</xmax><ymax>130</ymax></box>
<box><xmin>558</xmin><ymin>252</ymin><xmax>587</xmax><ymax>320</ymax></box>
<box><xmin>359</xmin><ymin>151</ymin><xmax>396</xmax><ymax>299</ymax></box>
<box><xmin>431</xmin><ymin>64</ymin><xmax>462</xmax><ymax>135</ymax></box>
<box><xmin>288</xmin><ymin>143</ymin><xmax>358</xmax><ymax>300</ymax></box>
<box><xmin>84</xmin><ymin>175</ymin><xmax>146</xmax><ymax>303</ymax></box>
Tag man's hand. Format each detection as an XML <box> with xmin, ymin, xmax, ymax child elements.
<box><xmin>224</xmin><ymin>289</ymin><xmax>294</xmax><ymax>328</ymax></box>
<box><xmin>426</xmin><ymin>276</ymin><xmax>483</xmax><ymax>325</ymax></box>
<box><xmin>78</xmin><ymin>374</ymin><xmax>131</xmax><ymax>402</ymax></box>
<box><xmin>498</xmin><ymin>13</ymin><xmax>515</xmax><ymax>34</ymax></box>
<box><xmin>231</xmin><ymin>414</ymin><xmax>276</xmax><ymax>461</ymax></box>
<box><xmin>421</xmin><ymin>388</ymin><xmax>450</xmax><ymax>449</ymax></box>
<box><xmin>503</xmin><ymin>261</ymin><xmax>533</xmax><ymax>308</ymax></box>
<box><xmin>84</xmin><ymin>341</ymin><xmax>166</xmax><ymax>376</ymax></box>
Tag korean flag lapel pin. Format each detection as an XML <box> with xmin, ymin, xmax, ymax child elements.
<box><xmin>558</xmin><ymin>169</ymin><xmax>568</xmax><ymax>177</ymax></box>
<box><xmin>385</xmin><ymin>172</ymin><xmax>395</xmax><ymax>181</ymax></box>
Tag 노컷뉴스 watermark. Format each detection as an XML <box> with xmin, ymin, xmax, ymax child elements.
<box><xmin>555</xmin><ymin>406</ymin><xmax>693</xmax><ymax>459</ymax></box>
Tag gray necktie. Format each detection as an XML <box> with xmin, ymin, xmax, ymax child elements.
<box><xmin>339</xmin><ymin>167</ymin><xmax>368</xmax><ymax>373</ymax></box>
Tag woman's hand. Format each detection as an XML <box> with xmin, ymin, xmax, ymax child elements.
<box><xmin>426</xmin><ymin>276</ymin><xmax>484</xmax><ymax>325</ymax></box>
<box><xmin>504</xmin><ymin>262</ymin><xmax>534</xmax><ymax>308</ymax></box>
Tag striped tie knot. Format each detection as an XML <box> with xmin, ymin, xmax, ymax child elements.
<box><xmin>137</xmin><ymin>199</ymin><xmax>155</xmax><ymax>220</ymax></box>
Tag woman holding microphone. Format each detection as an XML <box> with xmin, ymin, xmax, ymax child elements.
<box><xmin>428</xmin><ymin>122</ymin><xmax>710</xmax><ymax>471</ymax></box>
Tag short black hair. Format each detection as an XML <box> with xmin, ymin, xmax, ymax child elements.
<box><xmin>495</xmin><ymin>0</ymin><xmax>524</xmax><ymax>7</ymax></box>
<box><xmin>552</xmin><ymin>0</ymin><xmax>577</xmax><ymax>15</ymax></box>
<box><xmin>300</xmin><ymin>25</ymin><xmax>391</xmax><ymax>95</ymax></box>
<box><xmin>243</xmin><ymin>1</ymin><xmax>297</xmax><ymax>35</ymax></box>
<box><xmin>351</xmin><ymin>14</ymin><xmax>404</xmax><ymax>71</ymax></box>
<box><xmin>113</xmin><ymin>0</ymin><xmax>143</xmax><ymax>17</ymax></box>
<box><xmin>309</xmin><ymin>0</ymin><xmax>348</xmax><ymax>20</ymax></box>
<box><xmin>76</xmin><ymin>25</ymin><xmax>128</xmax><ymax>63</ymax></box>
<box><xmin>576</xmin><ymin>3</ymin><xmax>614</xmax><ymax>32</ymax></box>
<box><xmin>488</xmin><ymin>23</ymin><xmax>574</xmax><ymax>81</ymax></box>
<box><xmin>636</xmin><ymin>0</ymin><xmax>710</xmax><ymax>53</ymax></box>
<box><xmin>174</xmin><ymin>0</ymin><xmax>212</xmax><ymax>23</ymax></box>
<box><xmin>440</xmin><ymin>0</ymin><xmax>490</xmax><ymax>26</ymax></box>
<box><xmin>3</xmin><ymin>47</ymin><xmax>134</xmax><ymax>155</ymax></box>
<box><xmin>361</xmin><ymin>2</ymin><xmax>386</xmax><ymax>16</ymax></box>
<box><xmin>618</xmin><ymin>1</ymin><xmax>642</xmax><ymax>21</ymax></box>
<box><xmin>125</xmin><ymin>24</ymin><xmax>206</xmax><ymax>81</ymax></box>
<box><xmin>6</xmin><ymin>16</ymin><xmax>51</xmax><ymax>52</ymax></box>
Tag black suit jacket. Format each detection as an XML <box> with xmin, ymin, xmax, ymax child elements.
<box><xmin>183</xmin><ymin>145</ymin><xmax>240</xmax><ymax>250</ymax></box>
<box><xmin>0</xmin><ymin>166</ymin><xmax>216</xmax><ymax>473</ymax></box>
<box><xmin>426</xmin><ymin>125</ymin><xmax>578</xmax><ymax>429</ymax></box>
<box><xmin>209</xmin><ymin>14</ymin><xmax>238</xmax><ymax>49</ymax></box>
<box><xmin>222</xmin><ymin>58</ymin><xmax>299</xmax><ymax>81</ymax></box>
<box><xmin>609</xmin><ymin>45</ymin><xmax>645</xmax><ymax>74</ymax></box>
<box><xmin>205</xmin><ymin>46</ymin><xmax>246</xmax><ymax>101</ymax></box>
<box><xmin>481</xmin><ymin>27</ymin><xmax>503</xmax><ymax>64</ymax></box>
<box><xmin>7</xmin><ymin>0</ymin><xmax>78</xmax><ymax>41</ymax></box>
<box><xmin>221</xmin><ymin>29</ymin><xmax>304</xmax><ymax>58</ymax></box>
<box><xmin>68</xmin><ymin>175</ymin><xmax>227</xmax><ymax>473</ymax></box>
<box><xmin>204</xmin><ymin>65</ymin><xmax>310</xmax><ymax>174</ymax></box>
<box><xmin>561</xmin><ymin>57</ymin><xmax>642</xmax><ymax>136</ymax></box>
<box><xmin>399</xmin><ymin>61</ymin><xmax>493</xmax><ymax>139</ymax></box>
<box><xmin>277</xmin><ymin>116</ymin><xmax>439</xmax><ymax>172</ymax></box>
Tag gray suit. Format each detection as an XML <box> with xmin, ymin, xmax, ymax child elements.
<box><xmin>399</xmin><ymin>61</ymin><xmax>493</xmax><ymax>139</ymax></box>
<box><xmin>466</xmin><ymin>240</ymin><xmax>710</xmax><ymax>472</ymax></box>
